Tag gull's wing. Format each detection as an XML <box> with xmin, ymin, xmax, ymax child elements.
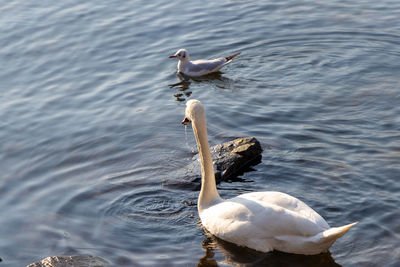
<box><xmin>188</xmin><ymin>58</ymin><xmax>227</xmax><ymax>75</ymax></box>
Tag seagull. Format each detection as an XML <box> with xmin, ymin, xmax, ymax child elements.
<box><xmin>169</xmin><ymin>49</ymin><xmax>240</xmax><ymax>77</ymax></box>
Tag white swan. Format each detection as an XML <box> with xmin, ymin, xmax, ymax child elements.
<box><xmin>169</xmin><ymin>49</ymin><xmax>240</xmax><ymax>77</ymax></box>
<box><xmin>182</xmin><ymin>99</ymin><xmax>357</xmax><ymax>255</ymax></box>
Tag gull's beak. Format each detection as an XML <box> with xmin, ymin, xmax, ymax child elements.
<box><xmin>169</xmin><ymin>55</ymin><xmax>177</xmax><ymax>58</ymax></box>
<box><xmin>181</xmin><ymin>117</ymin><xmax>191</xmax><ymax>125</ymax></box>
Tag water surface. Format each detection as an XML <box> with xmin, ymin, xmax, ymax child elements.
<box><xmin>1</xmin><ymin>0</ymin><xmax>400</xmax><ymax>266</ymax></box>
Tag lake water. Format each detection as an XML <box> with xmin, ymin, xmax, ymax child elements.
<box><xmin>1</xmin><ymin>0</ymin><xmax>400</xmax><ymax>266</ymax></box>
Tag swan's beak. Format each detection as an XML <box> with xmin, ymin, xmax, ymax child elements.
<box><xmin>169</xmin><ymin>55</ymin><xmax>177</xmax><ymax>58</ymax></box>
<box><xmin>181</xmin><ymin>117</ymin><xmax>191</xmax><ymax>125</ymax></box>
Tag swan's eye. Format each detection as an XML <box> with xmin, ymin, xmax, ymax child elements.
<box><xmin>182</xmin><ymin>54</ymin><xmax>186</xmax><ymax>58</ymax></box>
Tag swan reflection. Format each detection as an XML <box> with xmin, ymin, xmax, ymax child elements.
<box><xmin>198</xmin><ymin>233</ymin><xmax>341</xmax><ymax>267</ymax></box>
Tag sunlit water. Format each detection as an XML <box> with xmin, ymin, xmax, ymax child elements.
<box><xmin>1</xmin><ymin>1</ymin><xmax>400</xmax><ymax>266</ymax></box>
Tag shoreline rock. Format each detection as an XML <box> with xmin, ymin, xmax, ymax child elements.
<box><xmin>27</xmin><ymin>255</ymin><xmax>109</xmax><ymax>267</ymax></box>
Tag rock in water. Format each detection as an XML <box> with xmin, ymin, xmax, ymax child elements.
<box><xmin>27</xmin><ymin>255</ymin><xmax>109</xmax><ymax>267</ymax></box>
<box><xmin>210</xmin><ymin>137</ymin><xmax>262</xmax><ymax>181</ymax></box>
<box><xmin>171</xmin><ymin>137</ymin><xmax>262</xmax><ymax>188</ymax></box>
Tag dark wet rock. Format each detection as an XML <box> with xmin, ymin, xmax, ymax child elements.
<box><xmin>170</xmin><ymin>137</ymin><xmax>262</xmax><ymax>189</ymax></box>
<box><xmin>27</xmin><ymin>255</ymin><xmax>109</xmax><ymax>267</ymax></box>
<box><xmin>210</xmin><ymin>137</ymin><xmax>262</xmax><ymax>181</ymax></box>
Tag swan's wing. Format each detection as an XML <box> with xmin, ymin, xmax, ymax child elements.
<box><xmin>200</xmin><ymin>191</ymin><xmax>329</xmax><ymax>242</ymax></box>
<box><xmin>241</xmin><ymin>191</ymin><xmax>329</xmax><ymax>228</ymax></box>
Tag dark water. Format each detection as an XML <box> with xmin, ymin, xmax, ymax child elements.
<box><xmin>1</xmin><ymin>0</ymin><xmax>400</xmax><ymax>266</ymax></box>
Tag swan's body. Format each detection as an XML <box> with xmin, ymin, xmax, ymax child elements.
<box><xmin>182</xmin><ymin>99</ymin><xmax>356</xmax><ymax>255</ymax></box>
<box><xmin>170</xmin><ymin>49</ymin><xmax>240</xmax><ymax>77</ymax></box>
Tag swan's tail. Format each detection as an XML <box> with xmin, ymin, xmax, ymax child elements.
<box><xmin>225</xmin><ymin>52</ymin><xmax>241</xmax><ymax>61</ymax></box>
<box><xmin>306</xmin><ymin>222</ymin><xmax>357</xmax><ymax>254</ymax></box>
<box><xmin>274</xmin><ymin>222</ymin><xmax>357</xmax><ymax>255</ymax></box>
<box><xmin>321</xmin><ymin>222</ymin><xmax>358</xmax><ymax>244</ymax></box>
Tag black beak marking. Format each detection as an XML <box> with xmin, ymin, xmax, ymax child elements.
<box><xmin>181</xmin><ymin>117</ymin><xmax>191</xmax><ymax>125</ymax></box>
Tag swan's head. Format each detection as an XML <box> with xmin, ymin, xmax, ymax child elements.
<box><xmin>182</xmin><ymin>99</ymin><xmax>204</xmax><ymax>125</ymax></box>
<box><xmin>169</xmin><ymin>49</ymin><xmax>189</xmax><ymax>61</ymax></box>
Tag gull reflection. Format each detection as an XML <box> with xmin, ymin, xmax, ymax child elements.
<box><xmin>169</xmin><ymin>72</ymin><xmax>235</xmax><ymax>102</ymax></box>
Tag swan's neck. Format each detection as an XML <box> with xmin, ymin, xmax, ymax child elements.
<box><xmin>192</xmin><ymin>114</ymin><xmax>221</xmax><ymax>213</ymax></box>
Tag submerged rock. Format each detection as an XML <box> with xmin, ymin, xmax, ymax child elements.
<box><xmin>27</xmin><ymin>255</ymin><xmax>109</xmax><ymax>267</ymax></box>
<box><xmin>171</xmin><ymin>137</ymin><xmax>262</xmax><ymax>188</ymax></box>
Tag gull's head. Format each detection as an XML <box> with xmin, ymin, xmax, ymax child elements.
<box><xmin>182</xmin><ymin>99</ymin><xmax>204</xmax><ymax>125</ymax></box>
<box><xmin>169</xmin><ymin>49</ymin><xmax>189</xmax><ymax>61</ymax></box>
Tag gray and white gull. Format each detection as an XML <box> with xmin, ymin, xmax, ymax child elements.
<box><xmin>169</xmin><ymin>49</ymin><xmax>240</xmax><ymax>77</ymax></box>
